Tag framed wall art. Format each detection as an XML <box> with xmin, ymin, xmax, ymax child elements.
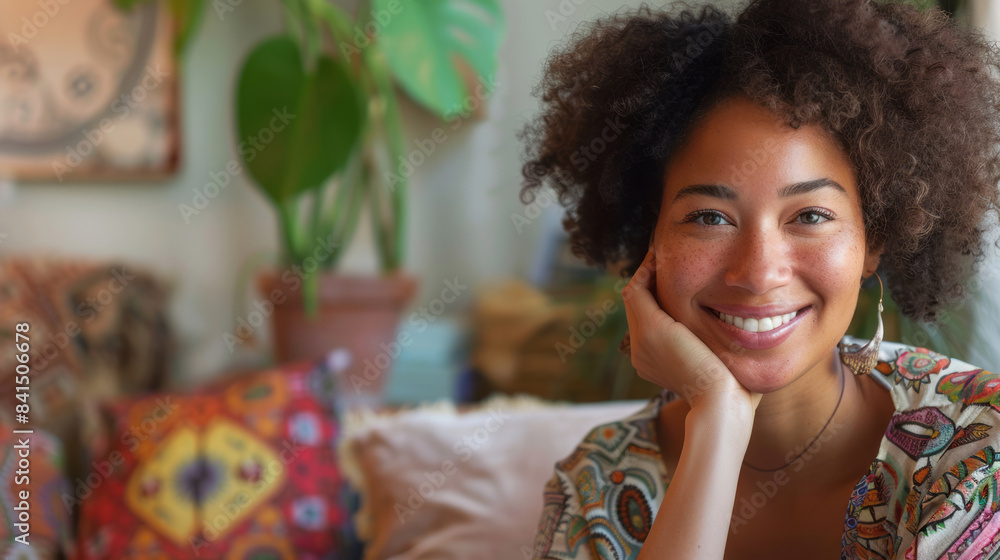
<box><xmin>0</xmin><ymin>0</ymin><xmax>180</xmax><ymax>182</ymax></box>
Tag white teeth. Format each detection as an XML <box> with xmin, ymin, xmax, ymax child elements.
<box><xmin>717</xmin><ymin>310</ymin><xmax>798</xmax><ymax>333</ymax></box>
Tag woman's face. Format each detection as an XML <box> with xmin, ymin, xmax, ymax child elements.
<box><xmin>654</xmin><ymin>94</ymin><xmax>881</xmax><ymax>393</ymax></box>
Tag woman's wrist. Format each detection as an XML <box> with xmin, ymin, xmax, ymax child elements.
<box><xmin>686</xmin><ymin>392</ymin><xmax>756</xmax><ymax>446</ymax></box>
<box><xmin>637</xmin><ymin>388</ymin><xmax>754</xmax><ymax>559</ymax></box>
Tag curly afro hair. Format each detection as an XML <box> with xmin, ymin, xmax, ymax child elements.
<box><xmin>518</xmin><ymin>0</ymin><xmax>1000</xmax><ymax>322</ymax></box>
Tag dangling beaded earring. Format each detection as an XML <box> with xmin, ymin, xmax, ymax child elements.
<box><xmin>838</xmin><ymin>272</ymin><xmax>884</xmax><ymax>377</ymax></box>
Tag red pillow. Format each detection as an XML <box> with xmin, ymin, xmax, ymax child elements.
<box><xmin>74</xmin><ymin>360</ymin><xmax>347</xmax><ymax>559</ymax></box>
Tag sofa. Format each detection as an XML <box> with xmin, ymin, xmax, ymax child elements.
<box><xmin>0</xmin><ymin>255</ymin><xmax>649</xmax><ymax>559</ymax></box>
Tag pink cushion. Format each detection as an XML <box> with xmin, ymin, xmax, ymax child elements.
<box><xmin>339</xmin><ymin>395</ymin><xmax>645</xmax><ymax>559</ymax></box>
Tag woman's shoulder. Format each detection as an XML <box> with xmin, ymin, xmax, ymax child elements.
<box><xmin>862</xmin><ymin>338</ymin><xmax>1000</xmax><ymax>420</ymax></box>
<box><xmin>548</xmin><ymin>391</ymin><xmax>666</xmax><ymax>478</ymax></box>
<box><xmin>843</xmin><ymin>339</ymin><xmax>1000</xmax><ymax>557</ymax></box>
<box><xmin>535</xmin><ymin>394</ymin><xmax>669</xmax><ymax>559</ymax></box>
<box><xmin>861</xmin><ymin>337</ymin><xmax>1000</xmax><ymax>463</ymax></box>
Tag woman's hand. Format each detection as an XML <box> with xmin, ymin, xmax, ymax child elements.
<box><xmin>621</xmin><ymin>248</ymin><xmax>762</xmax><ymax>414</ymax></box>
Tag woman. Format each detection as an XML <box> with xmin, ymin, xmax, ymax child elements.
<box><xmin>519</xmin><ymin>0</ymin><xmax>1000</xmax><ymax>558</ymax></box>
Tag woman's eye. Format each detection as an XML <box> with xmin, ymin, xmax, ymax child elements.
<box><xmin>797</xmin><ymin>210</ymin><xmax>833</xmax><ymax>225</ymax></box>
<box><xmin>691</xmin><ymin>211</ymin><xmax>731</xmax><ymax>226</ymax></box>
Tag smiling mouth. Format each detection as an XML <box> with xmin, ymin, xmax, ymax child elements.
<box><xmin>707</xmin><ymin>307</ymin><xmax>810</xmax><ymax>333</ymax></box>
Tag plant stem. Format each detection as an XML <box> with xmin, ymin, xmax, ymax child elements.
<box><xmin>280</xmin><ymin>0</ymin><xmax>305</xmax><ymax>51</ymax></box>
<box><xmin>312</xmin><ymin>0</ymin><xmax>398</xmax><ymax>272</ymax></box>
<box><xmin>310</xmin><ymin>0</ymin><xmax>354</xmax><ymax>50</ymax></box>
<box><xmin>279</xmin><ymin>197</ymin><xmax>322</xmax><ymax>317</ymax></box>
<box><xmin>278</xmin><ymin>199</ymin><xmax>302</xmax><ymax>265</ymax></box>
<box><xmin>337</xmin><ymin>159</ymin><xmax>369</xmax><ymax>268</ymax></box>
<box><xmin>309</xmin><ymin>185</ymin><xmax>324</xmax><ymax>260</ymax></box>
<box><xmin>297</xmin><ymin>0</ymin><xmax>321</xmax><ymax>66</ymax></box>
<box><xmin>365</xmin><ymin>154</ymin><xmax>392</xmax><ymax>273</ymax></box>
<box><xmin>363</xmin><ymin>45</ymin><xmax>406</xmax><ymax>271</ymax></box>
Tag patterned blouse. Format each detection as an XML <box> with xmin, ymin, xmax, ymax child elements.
<box><xmin>532</xmin><ymin>338</ymin><xmax>1000</xmax><ymax>559</ymax></box>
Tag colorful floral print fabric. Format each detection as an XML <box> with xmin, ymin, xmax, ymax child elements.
<box><xmin>532</xmin><ymin>339</ymin><xmax>1000</xmax><ymax>559</ymax></box>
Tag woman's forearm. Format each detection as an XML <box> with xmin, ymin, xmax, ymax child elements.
<box><xmin>637</xmin><ymin>393</ymin><xmax>754</xmax><ymax>560</ymax></box>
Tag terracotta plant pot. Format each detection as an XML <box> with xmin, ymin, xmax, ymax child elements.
<box><xmin>256</xmin><ymin>270</ymin><xmax>419</xmax><ymax>398</ymax></box>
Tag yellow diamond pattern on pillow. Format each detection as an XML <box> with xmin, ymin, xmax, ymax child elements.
<box><xmin>199</xmin><ymin>418</ymin><xmax>287</xmax><ymax>539</ymax></box>
<box><xmin>124</xmin><ymin>426</ymin><xmax>199</xmax><ymax>545</ymax></box>
<box><xmin>123</xmin><ymin>418</ymin><xmax>287</xmax><ymax>546</ymax></box>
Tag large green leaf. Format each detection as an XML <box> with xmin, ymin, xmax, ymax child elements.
<box><xmin>236</xmin><ymin>35</ymin><xmax>365</xmax><ymax>205</ymax></box>
<box><xmin>371</xmin><ymin>0</ymin><xmax>504</xmax><ymax>120</ymax></box>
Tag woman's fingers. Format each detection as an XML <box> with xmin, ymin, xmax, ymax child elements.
<box><xmin>621</xmin><ymin>249</ymin><xmax>677</xmax><ymax>372</ymax></box>
<box><xmin>622</xmin><ymin>249</ymin><xmax>671</xmax><ymax>335</ymax></box>
<box><xmin>622</xmin><ymin>249</ymin><xmax>653</xmax><ymax>319</ymax></box>
<box><xmin>618</xmin><ymin>247</ymin><xmax>756</xmax><ymax>410</ymax></box>
<box><xmin>619</xmin><ymin>251</ymin><xmax>654</xmax><ymax>356</ymax></box>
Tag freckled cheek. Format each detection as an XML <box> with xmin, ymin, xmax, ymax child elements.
<box><xmin>793</xmin><ymin>236</ymin><xmax>865</xmax><ymax>304</ymax></box>
<box><xmin>654</xmin><ymin>238</ymin><xmax>723</xmax><ymax>318</ymax></box>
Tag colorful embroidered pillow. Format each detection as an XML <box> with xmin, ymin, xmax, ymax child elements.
<box><xmin>74</xmin><ymin>360</ymin><xmax>349</xmax><ymax>559</ymax></box>
<box><xmin>0</xmin><ymin>425</ymin><xmax>73</xmax><ymax>559</ymax></box>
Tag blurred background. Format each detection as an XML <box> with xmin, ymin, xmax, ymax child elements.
<box><xmin>0</xmin><ymin>0</ymin><xmax>998</xmax><ymax>558</ymax></box>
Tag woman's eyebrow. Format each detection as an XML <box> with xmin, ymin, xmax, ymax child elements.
<box><xmin>672</xmin><ymin>178</ymin><xmax>848</xmax><ymax>202</ymax></box>
<box><xmin>672</xmin><ymin>184</ymin><xmax>737</xmax><ymax>202</ymax></box>
<box><xmin>778</xmin><ymin>178</ymin><xmax>848</xmax><ymax>198</ymax></box>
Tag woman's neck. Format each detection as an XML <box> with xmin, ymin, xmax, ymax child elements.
<box><xmin>740</xmin><ymin>346</ymin><xmax>894</xmax><ymax>483</ymax></box>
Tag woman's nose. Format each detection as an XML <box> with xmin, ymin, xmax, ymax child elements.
<box><xmin>723</xmin><ymin>228</ymin><xmax>793</xmax><ymax>295</ymax></box>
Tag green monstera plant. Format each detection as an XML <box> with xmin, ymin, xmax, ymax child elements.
<box><xmin>120</xmin><ymin>0</ymin><xmax>505</xmax><ymax>316</ymax></box>
<box><xmin>237</xmin><ymin>0</ymin><xmax>505</xmax><ymax>314</ymax></box>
